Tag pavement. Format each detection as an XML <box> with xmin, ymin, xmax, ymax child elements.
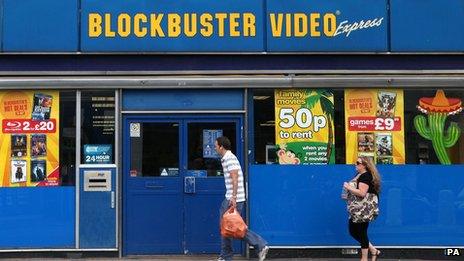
<box><xmin>0</xmin><ymin>256</ymin><xmax>454</xmax><ymax>261</ymax></box>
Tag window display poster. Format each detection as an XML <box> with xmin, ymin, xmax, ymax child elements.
<box><xmin>203</xmin><ymin>129</ymin><xmax>223</xmax><ymax>158</ymax></box>
<box><xmin>344</xmin><ymin>89</ymin><xmax>405</xmax><ymax>164</ymax></box>
<box><xmin>84</xmin><ymin>144</ymin><xmax>112</xmax><ymax>164</ymax></box>
<box><xmin>0</xmin><ymin>90</ymin><xmax>60</xmax><ymax>187</ymax></box>
<box><xmin>275</xmin><ymin>89</ymin><xmax>335</xmax><ymax>164</ymax></box>
<box><xmin>414</xmin><ymin>89</ymin><xmax>463</xmax><ymax>164</ymax></box>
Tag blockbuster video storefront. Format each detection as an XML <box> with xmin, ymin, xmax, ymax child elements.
<box><xmin>0</xmin><ymin>0</ymin><xmax>464</xmax><ymax>259</ymax></box>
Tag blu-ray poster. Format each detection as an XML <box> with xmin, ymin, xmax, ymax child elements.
<box><xmin>0</xmin><ymin>90</ymin><xmax>60</xmax><ymax>187</ymax></box>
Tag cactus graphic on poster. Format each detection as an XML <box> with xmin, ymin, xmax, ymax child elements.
<box><xmin>414</xmin><ymin>90</ymin><xmax>462</xmax><ymax>164</ymax></box>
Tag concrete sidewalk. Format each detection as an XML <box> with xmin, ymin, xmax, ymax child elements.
<box><xmin>0</xmin><ymin>257</ymin><xmax>450</xmax><ymax>261</ymax></box>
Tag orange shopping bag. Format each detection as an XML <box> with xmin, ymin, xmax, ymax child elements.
<box><xmin>220</xmin><ymin>207</ymin><xmax>248</xmax><ymax>239</ymax></box>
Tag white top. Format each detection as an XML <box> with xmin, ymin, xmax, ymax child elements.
<box><xmin>221</xmin><ymin>150</ymin><xmax>246</xmax><ymax>202</ymax></box>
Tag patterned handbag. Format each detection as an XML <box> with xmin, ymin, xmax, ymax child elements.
<box><xmin>347</xmin><ymin>191</ymin><xmax>379</xmax><ymax>223</ymax></box>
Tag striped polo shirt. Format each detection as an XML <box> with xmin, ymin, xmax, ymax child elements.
<box><xmin>221</xmin><ymin>150</ymin><xmax>246</xmax><ymax>202</ymax></box>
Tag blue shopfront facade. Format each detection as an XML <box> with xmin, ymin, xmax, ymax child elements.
<box><xmin>3</xmin><ymin>0</ymin><xmax>464</xmax><ymax>52</ymax></box>
<box><xmin>0</xmin><ymin>0</ymin><xmax>464</xmax><ymax>259</ymax></box>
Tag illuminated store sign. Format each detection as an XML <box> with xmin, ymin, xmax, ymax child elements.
<box><xmin>7</xmin><ymin>0</ymin><xmax>463</xmax><ymax>52</ymax></box>
<box><xmin>81</xmin><ymin>0</ymin><xmax>387</xmax><ymax>51</ymax></box>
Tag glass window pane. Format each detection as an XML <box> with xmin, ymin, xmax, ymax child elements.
<box><xmin>131</xmin><ymin>122</ymin><xmax>179</xmax><ymax>177</ymax></box>
<box><xmin>0</xmin><ymin>90</ymin><xmax>76</xmax><ymax>187</ymax></box>
<box><xmin>404</xmin><ymin>89</ymin><xmax>464</xmax><ymax>164</ymax></box>
<box><xmin>81</xmin><ymin>90</ymin><xmax>115</xmax><ymax>164</ymax></box>
<box><xmin>252</xmin><ymin>89</ymin><xmax>345</xmax><ymax>164</ymax></box>
<box><xmin>187</xmin><ymin>122</ymin><xmax>236</xmax><ymax>177</ymax></box>
<box><xmin>59</xmin><ymin>91</ymin><xmax>76</xmax><ymax>186</ymax></box>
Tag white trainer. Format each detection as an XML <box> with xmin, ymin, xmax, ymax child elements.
<box><xmin>258</xmin><ymin>245</ymin><xmax>269</xmax><ymax>261</ymax></box>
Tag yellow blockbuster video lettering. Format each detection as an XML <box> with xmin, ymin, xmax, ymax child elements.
<box><xmin>269</xmin><ymin>12</ymin><xmax>337</xmax><ymax>37</ymax></box>
<box><xmin>88</xmin><ymin>13</ymin><xmax>256</xmax><ymax>38</ymax></box>
<box><xmin>268</xmin><ymin>12</ymin><xmax>383</xmax><ymax>38</ymax></box>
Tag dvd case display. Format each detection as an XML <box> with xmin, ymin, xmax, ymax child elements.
<box><xmin>376</xmin><ymin>91</ymin><xmax>397</xmax><ymax>118</ymax></box>
<box><xmin>357</xmin><ymin>132</ymin><xmax>375</xmax><ymax>153</ymax></box>
<box><xmin>11</xmin><ymin>160</ymin><xmax>27</xmax><ymax>183</ymax></box>
<box><xmin>376</xmin><ymin>133</ymin><xmax>393</xmax><ymax>157</ymax></box>
<box><xmin>31</xmin><ymin>93</ymin><xmax>53</xmax><ymax>120</ymax></box>
<box><xmin>377</xmin><ymin>156</ymin><xmax>393</xmax><ymax>164</ymax></box>
<box><xmin>31</xmin><ymin>134</ymin><xmax>47</xmax><ymax>157</ymax></box>
<box><xmin>11</xmin><ymin>134</ymin><xmax>27</xmax><ymax>157</ymax></box>
<box><xmin>31</xmin><ymin>160</ymin><xmax>46</xmax><ymax>182</ymax></box>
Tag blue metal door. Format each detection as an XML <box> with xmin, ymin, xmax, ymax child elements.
<box><xmin>123</xmin><ymin>118</ymin><xmax>183</xmax><ymax>255</ymax></box>
<box><xmin>123</xmin><ymin>115</ymin><xmax>243</xmax><ymax>255</ymax></box>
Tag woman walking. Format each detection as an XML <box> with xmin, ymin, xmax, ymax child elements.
<box><xmin>343</xmin><ymin>156</ymin><xmax>381</xmax><ymax>261</ymax></box>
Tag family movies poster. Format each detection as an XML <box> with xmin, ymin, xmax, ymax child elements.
<box><xmin>275</xmin><ymin>89</ymin><xmax>335</xmax><ymax>164</ymax></box>
<box><xmin>0</xmin><ymin>91</ymin><xmax>60</xmax><ymax>187</ymax></box>
<box><xmin>344</xmin><ymin>89</ymin><xmax>405</xmax><ymax>164</ymax></box>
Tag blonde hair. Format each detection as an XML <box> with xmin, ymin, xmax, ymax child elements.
<box><xmin>359</xmin><ymin>156</ymin><xmax>381</xmax><ymax>193</ymax></box>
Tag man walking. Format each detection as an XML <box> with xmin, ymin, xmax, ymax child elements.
<box><xmin>215</xmin><ymin>136</ymin><xmax>269</xmax><ymax>261</ymax></box>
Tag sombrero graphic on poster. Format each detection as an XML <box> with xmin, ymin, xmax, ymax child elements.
<box><xmin>414</xmin><ymin>90</ymin><xmax>463</xmax><ymax>165</ymax></box>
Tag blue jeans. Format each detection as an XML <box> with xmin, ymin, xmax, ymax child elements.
<box><xmin>219</xmin><ymin>198</ymin><xmax>267</xmax><ymax>260</ymax></box>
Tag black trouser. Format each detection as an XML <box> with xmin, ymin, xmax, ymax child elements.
<box><xmin>349</xmin><ymin>219</ymin><xmax>369</xmax><ymax>249</ymax></box>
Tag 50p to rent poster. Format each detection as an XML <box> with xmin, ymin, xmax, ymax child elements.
<box><xmin>345</xmin><ymin>89</ymin><xmax>405</xmax><ymax>164</ymax></box>
<box><xmin>0</xmin><ymin>90</ymin><xmax>60</xmax><ymax>187</ymax></box>
<box><xmin>275</xmin><ymin>89</ymin><xmax>334</xmax><ymax>164</ymax></box>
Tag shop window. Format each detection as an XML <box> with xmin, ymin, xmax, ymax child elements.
<box><xmin>404</xmin><ymin>89</ymin><xmax>464</xmax><ymax>164</ymax></box>
<box><xmin>187</xmin><ymin>122</ymin><xmax>236</xmax><ymax>176</ymax></box>
<box><xmin>253</xmin><ymin>88</ymin><xmax>464</xmax><ymax>165</ymax></box>
<box><xmin>252</xmin><ymin>89</ymin><xmax>345</xmax><ymax>164</ymax></box>
<box><xmin>81</xmin><ymin>90</ymin><xmax>115</xmax><ymax>165</ymax></box>
<box><xmin>60</xmin><ymin>91</ymin><xmax>76</xmax><ymax>185</ymax></box>
<box><xmin>130</xmin><ymin>122</ymin><xmax>179</xmax><ymax>177</ymax></box>
<box><xmin>0</xmin><ymin>90</ymin><xmax>76</xmax><ymax>187</ymax></box>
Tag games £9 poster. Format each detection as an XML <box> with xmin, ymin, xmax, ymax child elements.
<box><xmin>0</xmin><ymin>91</ymin><xmax>60</xmax><ymax>187</ymax></box>
<box><xmin>275</xmin><ymin>89</ymin><xmax>335</xmax><ymax>164</ymax></box>
<box><xmin>344</xmin><ymin>89</ymin><xmax>405</xmax><ymax>164</ymax></box>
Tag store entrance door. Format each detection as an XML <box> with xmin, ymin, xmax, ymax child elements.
<box><xmin>123</xmin><ymin>115</ymin><xmax>243</xmax><ymax>255</ymax></box>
